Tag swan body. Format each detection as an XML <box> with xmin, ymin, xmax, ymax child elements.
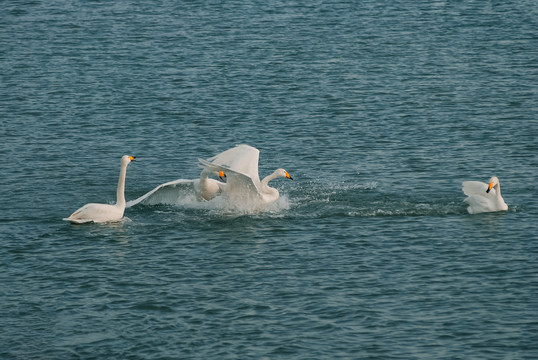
<box><xmin>126</xmin><ymin>169</ymin><xmax>226</xmax><ymax>207</ymax></box>
<box><xmin>462</xmin><ymin>176</ymin><xmax>508</xmax><ymax>214</ymax></box>
<box><xmin>199</xmin><ymin>144</ymin><xmax>292</xmax><ymax>209</ymax></box>
<box><xmin>195</xmin><ymin>169</ymin><xmax>227</xmax><ymax>201</ymax></box>
<box><xmin>65</xmin><ymin>155</ymin><xmax>135</xmax><ymax>224</ymax></box>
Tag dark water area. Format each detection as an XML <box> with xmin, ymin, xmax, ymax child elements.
<box><xmin>1</xmin><ymin>1</ymin><xmax>537</xmax><ymax>358</ymax></box>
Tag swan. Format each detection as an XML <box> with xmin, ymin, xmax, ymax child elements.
<box><xmin>198</xmin><ymin>144</ymin><xmax>293</xmax><ymax>208</ymax></box>
<box><xmin>126</xmin><ymin>169</ymin><xmax>226</xmax><ymax>207</ymax></box>
<box><xmin>64</xmin><ymin>155</ymin><xmax>135</xmax><ymax>224</ymax></box>
<box><xmin>196</xmin><ymin>169</ymin><xmax>227</xmax><ymax>201</ymax></box>
<box><xmin>462</xmin><ymin>176</ymin><xmax>508</xmax><ymax>214</ymax></box>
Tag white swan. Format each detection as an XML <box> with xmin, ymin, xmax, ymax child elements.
<box><xmin>126</xmin><ymin>169</ymin><xmax>226</xmax><ymax>207</ymax></box>
<box><xmin>196</xmin><ymin>169</ymin><xmax>227</xmax><ymax>201</ymax></box>
<box><xmin>199</xmin><ymin>144</ymin><xmax>293</xmax><ymax>208</ymax></box>
<box><xmin>462</xmin><ymin>176</ymin><xmax>508</xmax><ymax>214</ymax></box>
<box><xmin>64</xmin><ymin>155</ymin><xmax>135</xmax><ymax>224</ymax></box>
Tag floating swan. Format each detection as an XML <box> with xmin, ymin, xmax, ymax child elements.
<box><xmin>64</xmin><ymin>155</ymin><xmax>135</xmax><ymax>224</ymax></box>
<box><xmin>462</xmin><ymin>176</ymin><xmax>508</xmax><ymax>214</ymax></box>
<box><xmin>196</xmin><ymin>169</ymin><xmax>227</xmax><ymax>201</ymax></box>
<box><xmin>126</xmin><ymin>169</ymin><xmax>226</xmax><ymax>207</ymax></box>
<box><xmin>199</xmin><ymin>144</ymin><xmax>293</xmax><ymax>209</ymax></box>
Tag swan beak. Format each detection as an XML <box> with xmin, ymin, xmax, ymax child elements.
<box><xmin>486</xmin><ymin>182</ymin><xmax>493</xmax><ymax>193</ymax></box>
<box><xmin>129</xmin><ymin>156</ymin><xmax>136</xmax><ymax>162</ymax></box>
<box><xmin>219</xmin><ymin>171</ymin><xmax>227</xmax><ymax>182</ymax></box>
<box><xmin>286</xmin><ymin>172</ymin><xmax>293</xmax><ymax>180</ymax></box>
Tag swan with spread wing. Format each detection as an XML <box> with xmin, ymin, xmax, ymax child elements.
<box><xmin>462</xmin><ymin>176</ymin><xmax>508</xmax><ymax>214</ymax></box>
<box><xmin>199</xmin><ymin>144</ymin><xmax>293</xmax><ymax>209</ymax></box>
<box><xmin>126</xmin><ymin>168</ymin><xmax>226</xmax><ymax>207</ymax></box>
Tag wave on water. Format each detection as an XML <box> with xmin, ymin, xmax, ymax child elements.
<box><xmin>290</xmin><ymin>180</ymin><xmax>467</xmax><ymax>218</ymax></box>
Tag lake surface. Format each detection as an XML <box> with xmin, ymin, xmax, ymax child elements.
<box><xmin>1</xmin><ymin>1</ymin><xmax>537</xmax><ymax>359</ymax></box>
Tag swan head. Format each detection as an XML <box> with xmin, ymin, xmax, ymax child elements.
<box><xmin>276</xmin><ymin>169</ymin><xmax>293</xmax><ymax>180</ymax></box>
<box><xmin>486</xmin><ymin>176</ymin><xmax>499</xmax><ymax>193</ymax></box>
<box><xmin>201</xmin><ymin>168</ymin><xmax>227</xmax><ymax>182</ymax></box>
<box><xmin>121</xmin><ymin>155</ymin><xmax>136</xmax><ymax>165</ymax></box>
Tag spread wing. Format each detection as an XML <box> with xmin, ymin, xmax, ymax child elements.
<box><xmin>462</xmin><ymin>180</ymin><xmax>500</xmax><ymax>214</ymax></box>
<box><xmin>126</xmin><ymin>179</ymin><xmax>196</xmax><ymax>207</ymax></box>
<box><xmin>206</xmin><ymin>144</ymin><xmax>261</xmax><ymax>185</ymax></box>
<box><xmin>198</xmin><ymin>158</ymin><xmax>263</xmax><ymax>204</ymax></box>
<box><xmin>462</xmin><ymin>181</ymin><xmax>496</xmax><ymax>197</ymax></box>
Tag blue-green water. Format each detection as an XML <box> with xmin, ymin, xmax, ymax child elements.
<box><xmin>1</xmin><ymin>1</ymin><xmax>537</xmax><ymax>359</ymax></box>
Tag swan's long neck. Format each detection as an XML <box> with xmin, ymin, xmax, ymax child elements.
<box><xmin>495</xmin><ymin>183</ymin><xmax>502</xmax><ymax>198</ymax></box>
<box><xmin>200</xmin><ymin>168</ymin><xmax>210</xmax><ymax>185</ymax></box>
<box><xmin>116</xmin><ymin>162</ymin><xmax>128</xmax><ymax>207</ymax></box>
<box><xmin>261</xmin><ymin>170</ymin><xmax>280</xmax><ymax>187</ymax></box>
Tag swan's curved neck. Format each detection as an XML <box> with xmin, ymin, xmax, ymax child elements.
<box><xmin>261</xmin><ymin>170</ymin><xmax>280</xmax><ymax>186</ymax></box>
<box><xmin>495</xmin><ymin>183</ymin><xmax>502</xmax><ymax>197</ymax></box>
<box><xmin>200</xmin><ymin>168</ymin><xmax>210</xmax><ymax>183</ymax></box>
<box><xmin>116</xmin><ymin>162</ymin><xmax>128</xmax><ymax>207</ymax></box>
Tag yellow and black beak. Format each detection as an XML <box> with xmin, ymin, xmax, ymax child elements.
<box><xmin>286</xmin><ymin>171</ymin><xmax>293</xmax><ymax>180</ymax></box>
<box><xmin>219</xmin><ymin>171</ymin><xmax>226</xmax><ymax>182</ymax></box>
<box><xmin>129</xmin><ymin>156</ymin><xmax>136</xmax><ymax>161</ymax></box>
<box><xmin>486</xmin><ymin>182</ymin><xmax>493</xmax><ymax>193</ymax></box>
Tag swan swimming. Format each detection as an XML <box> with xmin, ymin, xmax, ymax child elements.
<box><xmin>462</xmin><ymin>176</ymin><xmax>508</xmax><ymax>214</ymax></box>
<box><xmin>196</xmin><ymin>168</ymin><xmax>227</xmax><ymax>201</ymax></box>
<box><xmin>199</xmin><ymin>144</ymin><xmax>293</xmax><ymax>209</ymax></box>
<box><xmin>126</xmin><ymin>169</ymin><xmax>226</xmax><ymax>207</ymax></box>
<box><xmin>64</xmin><ymin>155</ymin><xmax>135</xmax><ymax>224</ymax></box>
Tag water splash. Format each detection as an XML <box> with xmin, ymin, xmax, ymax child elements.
<box><xmin>129</xmin><ymin>180</ymin><xmax>292</xmax><ymax>216</ymax></box>
<box><xmin>290</xmin><ymin>180</ymin><xmax>466</xmax><ymax>218</ymax></box>
<box><xmin>130</xmin><ymin>178</ymin><xmax>471</xmax><ymax>219</ymax></box>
